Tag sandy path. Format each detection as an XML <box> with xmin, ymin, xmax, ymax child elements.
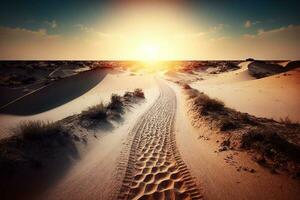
<box><xmin>117</xmin><ymin>79</ymin><xmax>202</xmax><ymax>199</ymax></box>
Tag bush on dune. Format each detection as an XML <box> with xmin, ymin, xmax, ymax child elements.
<box><xmin>80</xmin><ymin>89</ymin><xmax>145</xmax><ymax>124</ymax></box>
<box><xmin>107</xmin><ymin>94</ymin><xmax>124</xmax><ymax>112</ymax></box>
<box><xmin>184</xmin><ymin>84</ymin><xmax>224</xmax><ymax>114</ymax></box>
<box><xmin>81</xmin><ymin>102</ymin><xmax>107</xmax><ymax>120</ymax></box>
<box><xmin>194</xmin><ymin>93</ymin><xmax>224</xmax><ymax>113</ymax></box>
<box><xmin>0</xmin><ymin>121</ymin><xmax>76</xmax><ymax>175</ymax></box>
<box><xmin>17</xmin><ymin>120</ymin><xmax>67</xmax><ymax>141</ymax></box>
<box><xmin>133</xmin><ymin>88</ymin><xmax>145</xmax><ymax>98</ymax></box>
<box><xmin>241</xmin><ymin>127</ymin><xmax>300</xmax><ymax>165</ymax></box>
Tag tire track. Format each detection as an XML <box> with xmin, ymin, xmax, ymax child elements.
<box><xmin>117</xmin><ymin>79</ymin><xmax>203</xmax><ymax>200</ymax></box>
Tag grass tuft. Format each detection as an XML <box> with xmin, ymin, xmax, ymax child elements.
<box><xmin>193</xmin><ymin>92</ymin><xmax>224</xmax><ymax>114</ymax></box>
<box><xmin>81</xmin><ymin>102</ymin><xmax>107</xmax><ymax>120</ymax></box>
<box><xmin>107</xmin><ymin>94</ymin><xmax>124</xmax><ymax>113</ymax></box>
<box><xmin>16</xmin><ymin>121</ymin><xmax>67</xmax><ymax>141</ymax></box>
<box><xmin>133</xmin><ymin>88</ymin><xmax>145</xmax><ymax>98</ymax></box>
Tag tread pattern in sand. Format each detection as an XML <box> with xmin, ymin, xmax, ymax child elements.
<box><xmin>118</xmin><ymin>80</ymin><xmax>202</xmax><ymax>200</ymax></box>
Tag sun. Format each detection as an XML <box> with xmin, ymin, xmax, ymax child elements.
<box><xmin>137</xmin><ymin>42</ymin><xmax>161</xmax><ymax>61</ymax></box>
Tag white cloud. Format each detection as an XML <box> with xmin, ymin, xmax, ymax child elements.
<box><xmin>45</xmin><ymin>20</ymin><xmax>57</xmax><ymax>28</ymax></box>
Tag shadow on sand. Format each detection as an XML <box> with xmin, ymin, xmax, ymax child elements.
<box><xmin>0</xmin><ymin>124</ymin><xmax>79</xmax><ymax>200</ymax></box>
<box><xmin>0</xmin><ymin>68</ymin><xmax>109</xmax><ymax>115</ymax></box>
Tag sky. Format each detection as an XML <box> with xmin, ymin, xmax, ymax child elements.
<box><xmin>0</xmin><ymin>0</ymin><xmax>299</xmax><ymax>60</ymax></box>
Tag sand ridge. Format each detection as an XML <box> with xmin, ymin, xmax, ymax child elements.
<box><xmin>116</xmin><ymin>79</ymin><xmax>202</xmax><ymax>200</ymax></box>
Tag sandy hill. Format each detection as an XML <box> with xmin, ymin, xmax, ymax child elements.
<box><xmin>191</xmin><ymin>61</ymin><xmax>300</xmax><ymax>122</ymax></box>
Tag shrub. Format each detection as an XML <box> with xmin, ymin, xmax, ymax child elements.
<box><xmin>124</xmin><ymin>91</ymin><xmax>134</xmax><ymax>98</ymax></box>
<box><xmin>107</xmin><ymin>94</ymin><xmax>124</xmax><ymax>112</ymax></box>
<box><xmin>81</xmin><ymin>102</ymin><xmax>107</xmax><ymax>120</ymax></box>
<box><xmin>241</xmin><ymin>128</ymin><xmax>300</xmax><ymax>161</ymax></box>
<box><xmin>182</xmin><ymin>83</ymin><xmax>192</xmax><ymax>90</ymax></box>
<box><xmin>220</xmin><ymin>119</ymin><xmax>238</xmax><ymax>131</ymax></box>
<box><xmin>0</xmin><ymin>121</ymin><xmax>76</xmax><ymax>178</ymax></box>
<box><xmin>194</xmin><ymin>93</ymin><xmax>224</xmax><ymax>113</ymax></box>
<box><xmin>133</xmin><ymin>88</ymin><xmax>145</xmax><ymax>98</ymax></box>
<box><xmin>16</xmin><ymin>121</ymin><xmax>67</xmax><ymax>141</ymax></box>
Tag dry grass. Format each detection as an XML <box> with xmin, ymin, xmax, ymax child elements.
<box><xmin>80</xmin><ymin>89</ymin><xmax>145</xmax><ymax>126</ymax></box>
<box><xmin>0</xmin><ymin>121</ymin><xmax>77</xmax><ymax>176</ymax></box>
<box><xmin>193</xmin><ymin>92</ymin><xmax>224</xmax><ymax>114</ymax></box>
<box><xmin>183</xmin><ymin>83</ymin><xmax>300</xmax><ymax>177</ymax></box>
<box><xmin>16</xmin><ymin>121</ymin><xmax>67</xmax><ymax>141</ymax></box>
<box><xmin>133</xmin><ymin>88</ymin><xmax>145</xmax><ymax>98</ymax></box>
<box><xmin>107</xmin><ymin>94</ymin><xmax>124</xmax><ymax>112</ymax></box>
<box><xmin>81</xmin><ymin>102</ymin><xmax>107</xmax><ymax>120</ymax></box>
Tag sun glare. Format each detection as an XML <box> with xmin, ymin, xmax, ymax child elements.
<box><xmin>97</xmin><ymin>4</ymin><xmax>201</xmax><ymax>61</ymax></box>
<box><xmin>138</xmin><ymin>42</ymin><xmax>161</xmax><ymax>61</ymax></box>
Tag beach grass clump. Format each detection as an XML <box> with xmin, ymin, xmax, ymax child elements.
<box><xmin>192</xmin><ymin>92</ymin><xmax>224</xmax><ymax>114</ymax></box>
<box><xmin>241</xmin><ymin>128</ymin><xmax>300</xmax><ymax>159</ymax></box>
<box><xmin>81</xmin><ymin>102</ymin><xmax>108</xmax><ymax>120</ymax></box>
<box><xmin>107</xmin><ymin>94</ymin><xmax>124</xmax><ymax>113</ymax></box>
<box><xmin>81</xmin><ymin>88</ymin><xmax>145</xmax><ymax>124</ymax></box>
<box><xmin>133</xmin><ymin>88</ymin><xmax>145</xmax><ymax>98</ymax></box>
<box><xmin>0</xmin><ymin>120</ymin><xmax>75</xmax><ymax>175</ymax></box>
<box><xmin>16</xmin><ymin>120</ymin><xmax>67</xmax><ymax>141</ymax></box>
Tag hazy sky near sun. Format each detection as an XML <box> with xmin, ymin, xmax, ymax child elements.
<box><xmin>0</xmin><ymin>0</ymin><xmax>300</xmax><ymax>60</ymax></box>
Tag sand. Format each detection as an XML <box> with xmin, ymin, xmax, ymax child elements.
<box><xmin>191</xmin><ymin>62</ymin><xmax>300</xmax><ymax>122</ymax></box>
<box><xmin>168</xmin><ymin>81</ymin><xmax>300</xmax><ymax>200</ymax></box>
<box><xmin>117</xmin><ymin>80</ymin><xmax>202</xmax><ymax>199</ymax></box>
<box><xmin>37</xmin><ymin>88</ymin><xmax>159</xmax><ymax>200</ymax></box>
<box><xmin>1</xmin><ymin>63</ymin><xmax>299</xmax><ymax>199</ymax></box>
<box><xmin>0</xmin><ymin>70</ymin><xmax>157</xmax><ymax>139</ymax></box>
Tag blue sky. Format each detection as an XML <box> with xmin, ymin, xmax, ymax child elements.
<box><xmin>0</xmin><ymin>0</ymin><xmax>299</xmax><ymax>59</ymax></box>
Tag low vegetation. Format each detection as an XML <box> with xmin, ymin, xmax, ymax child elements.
<box><xmin>0</xmin><ymin>88</ymin><xmax>145</xmax><ymax>178</ymax></box>
<box><xmin>80</xmin><ymin>88</ymin><xmax>145</xmax><ymax>127</ymax></box>
<box><xmin>182</xmin><ymin>83</ymin><xmax>300</xmax><ymax>177</ymax></box>
<box><xmin>81</xmin><ymin>102</ymin><xmax>108</xmax><ymax>120</ymax></box>
<box><xmin>0</xmin><ymin>121</ymin><xmax>77</xmax><ymax>177</ymax></box>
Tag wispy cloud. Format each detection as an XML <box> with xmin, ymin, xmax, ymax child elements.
<box><xmin>210</xmin><ymin>24</ymin><xmax>228</xmax><ymax>32</ymax></box>
<box><xmin>244</xmin><ymin>24</ymin><xmax>300</xmax><ymax>38</ymax></box>
<box><xmin>75</xmin><ymin>24</ymin><xmax>94</xmax><ymax>33</ymax></box>
<box><xmin>174</xmin><ymin>23</ymin><xmax>228</xmax><ymax>39</ymax></box>
<box><xmin>45</xmin><ymin>20</ymin><xmax>57</xmax><ymax>28</ymax></box>
<box><xmin>74</xmin><ymin>24</ymin><xmax>123</xmax><ymax>38</ymax></box>
<box><xmin>244</xmin><ymin>20</ymin><xmax>261</xmax><ymax>28</ymax></box>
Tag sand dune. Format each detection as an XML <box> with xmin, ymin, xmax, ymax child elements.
<box><xmin>0</xmin><ymin>61</ymin><xmax>299</xmax><ymax>200</ymax></box>
<box><xmin>0</xmin><ymin>68</ymin><xmax>108</xmax><ymax>115</ymax></box>
<box><xmin>0</xmin><ymin>71</ymin><xmax>158</xmax><ymax>138</ymax></box>
<box><xmin>191</xmin><ymin>63</ymin><xmax>300</xmax><ymax>122</ymax></box>
<box><xmin>167</xmin><ymin>82</ymin><xmax>300</xmax><ymax>200</ymax></box>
